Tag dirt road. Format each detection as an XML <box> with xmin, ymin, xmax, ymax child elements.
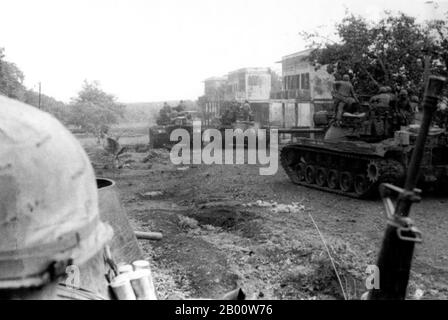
<box><xmin>82</xmin><ymin>133</ymin><xmax>448</xmax><ymax>300</ymax></box>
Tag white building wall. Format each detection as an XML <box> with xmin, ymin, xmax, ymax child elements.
<box><xmin>246</xmin><ymin>73</ymin><xmax>272</xmax><ymax>101</ymax></box>
<box><xmin>298</xmin><ymin>103</ymin><xmax>312</xmax><ymax>127</ymax></box>
<box><xmin>269</xmin><ymin>102</ymin><xmax>283</xmax><ymax>126</ymax></box>
<box><xmin>284</xmin><ymin>103</ymin><xmax>295</xmax><ymax>127</ymax></box>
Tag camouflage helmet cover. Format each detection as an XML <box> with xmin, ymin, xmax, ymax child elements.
<box><xmin>0</xmin><ymin>95</ymin><xmax>113</xmax><ymax>289</ymax></box>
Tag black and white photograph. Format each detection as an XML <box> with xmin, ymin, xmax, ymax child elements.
<box><xmin>1</xmin><ymin>0</ymin><xmax>448</xmax><ymax>309</ymax></box>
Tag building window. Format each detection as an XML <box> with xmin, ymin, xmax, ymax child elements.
<box><xmin>239</xmin><ymin>74</ymin><xmax>246</xmax><ymax>91</ymax></box>
<box><xmin>291</xmin><ymin>75</ymin><xmax>297</xmax><ymax>90</ymax></box>
<box><xmin>295</xmin><ymin>75</ymin><xmax>300</xmax><ymax>89</ymax></box>
<box><xmin>248</xmin><ymin>75</ymin><xmax>261</xmax><ymax>86</ymax></box>
<box><xmin>283</xmin><ymin>74</ymin><xmax>303</xmax><ymax>90</ymax></box>
<box><xmin>301</xmin><ymin>73</ymin><xmax>310</xmax><ymax>90</ymax></box>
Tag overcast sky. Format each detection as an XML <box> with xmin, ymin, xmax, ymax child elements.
<box><xmin>0</xmin><ymin>0</ymin><xmax>446</xmax><ymax>103</ymax></box>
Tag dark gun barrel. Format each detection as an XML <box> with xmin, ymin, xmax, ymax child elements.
<box><xmin>368</xmin><ymin>75</ymin><xmax>446</xmax><ymax>300</ymax></box>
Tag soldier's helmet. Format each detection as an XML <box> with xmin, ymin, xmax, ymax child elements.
<box><xmin>399</xmin><ymin>89</ymin><xmax>408</xmax><ymax>97</ymax></box>
<box><xmin>0</xmin><ymin>95</ymin><xmax>113</xmax><ymax>289</ymax></box>
<box><xmin>378</xmin><ymin>87</ymin><xmax>388</xmax><ymax>93</ymax></box>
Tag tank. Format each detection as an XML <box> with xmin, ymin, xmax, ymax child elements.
<box><xmin>280</xmin><ymin>100</ymin><xmax>448</xmax><ymax>198</ymax></box>
<box><xmin>149</xmin><ymin>111</ymin><xmax>202</xmax><ymax>148</ymax></box>
<box><xmin>149</xmin><ymin>124</ymin><xmax>170</xmax><ymax>148</ymax></box>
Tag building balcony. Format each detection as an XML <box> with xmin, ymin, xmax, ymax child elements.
<box><xmin>270</xmin><ymin>89</ymin><xmax>311</xmax><ymax>101</ymax></box>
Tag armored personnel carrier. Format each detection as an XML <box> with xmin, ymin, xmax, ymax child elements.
<box><xmin>280</xmin><ymin>100</ymin><xmax>448</xmax><ymax>198</ymax></box>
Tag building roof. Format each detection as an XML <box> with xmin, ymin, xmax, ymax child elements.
<box><xmin>277</xmin><ymin>48</ymin><xmax>314</xmax><ymax>63</ymax></box>
<box><xmin>227</xmin><ymin>67</ymin><xmax>271</xmax><ymax>75</ymax></box>
<box><xmin>203</xmin><ymin>76</ymin><xmax>227</xmax><ymax>82</ymax></box>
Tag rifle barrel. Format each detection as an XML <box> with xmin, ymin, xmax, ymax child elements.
<box><xmin>369</xmin><ymin>75</ymin><xmax>446</xmax><ymax>300</ymax></box>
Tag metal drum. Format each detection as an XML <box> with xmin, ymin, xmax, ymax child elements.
<box><xmin>97</xmin><ymin>178</ymin><xmax>143</xmax><ymax>264</ymax></box>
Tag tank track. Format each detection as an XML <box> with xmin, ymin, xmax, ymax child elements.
<box><xmin>280</xmin><ymin>144</ymin><xmax>404</xmax><ymax>199</ymax></box>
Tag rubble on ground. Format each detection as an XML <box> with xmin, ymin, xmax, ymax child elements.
<box><xmin>142</xmin><ymin>149</ymin><xmax>171</xmax><ymax>163</ymax></box>
<box><xmin>77</xmin><ymin>131</ymin><xmax>448</xmax><ymax>300</ymax></box>
<box><xmin>243</xmin><ymin>200</ymin><xmax>305</xmax><ymax>214</ymax></box>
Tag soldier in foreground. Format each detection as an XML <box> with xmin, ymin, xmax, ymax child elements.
<box><xmin>0</xmin><ymin>95</ymin><xmax>114</xmax><ymax>299</ymax></box>
<box><xmin>0</xmin><ymin>96</ymin><xmax>239</xmax><ymax>300</ymax></box>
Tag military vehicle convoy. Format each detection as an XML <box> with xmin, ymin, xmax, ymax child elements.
<box><xmin>149</xmin><ymin>101</ymin><xmax>271</xmax><ymax>149</ymax></box>
<box><xmin>217</xmin><ymin>101</ymin><xmax>270</xmax><ymax>148</ymax></box>
<box><xmin>280</xmin><ymin>95</ymin><xmax>448</xmax><ymax>198</ymax></box>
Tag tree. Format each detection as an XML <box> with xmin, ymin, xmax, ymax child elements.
<box><xmin>68</xmin><ymin>80</ymin><xmax>125</xmax><ymax>135</ymax></box>
<box><xmin>0</xmin><ymin>46</ymin><xmax>71</xmax><ymax>122</ymax></box>
<box><xmin>425</xmin><ymin>13</ymin><xmax>448</xmax><ymax>78</ymax></box>
<box><xmin>0</xmin><ymin>47</ymin><xmax>26</xmax><ymax>99</ymax></box>
<box><xmin>23</xmin><ymin>89</ymin><xmax>70</xmax><ymax>123</ymax></box>
<box><xmin>302</xmin><ymin>11</ymin><xmax>448</xmax><ymax>97</ymax></box>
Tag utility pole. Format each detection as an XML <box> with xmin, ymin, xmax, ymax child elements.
<box><xmin>38</xmin><ymin>82</ymin><xmax>42</xmax><ymax>109</ymax></box>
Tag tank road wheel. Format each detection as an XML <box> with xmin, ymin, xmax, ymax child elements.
<box><xmin>295</xmin><ymin>163</ymin><xmax>306</xmax><ymax>181</ymax></box>
<box><xmin>305</xmin><ymin>165</ymin><xmax>316</xmax><ymax>184</ymax></box>
<box><xmin>367</xmin><ymin>159</ymin><xmax>405</xmax><ymax>185</ymax></box>
<box><xmin>354</xmin><ymin>174</ymin><xmax>371</xmax><ymax>196</ymax></box>
<box><xmin>367</xmin><ymin>161</ymin><xmax>380</xmax><ymax>183</ymax></box>
<box><xmin>340</xmin><ymin>171</ymin><xmax>354</xmax><ymax>192</ymax></box>
<box><xmin>327</xmin><ymin>170</ymin><xmax>339</xmax><ymax>189</ymax></box>
<box><xmin>315</xmin><ymin>167</ymin><xmax>328</xmax><ymax>187</ymax></box>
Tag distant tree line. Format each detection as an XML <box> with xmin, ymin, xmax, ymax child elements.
<box><xmin>0</xmin><ymin>48</ymin><xmax>25</xmax><ymax>100</ymax></box>
<box><xmin>0</xmin><ymin>47</ymin><xmax>126</xmax><ymax>135</ymax></box>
